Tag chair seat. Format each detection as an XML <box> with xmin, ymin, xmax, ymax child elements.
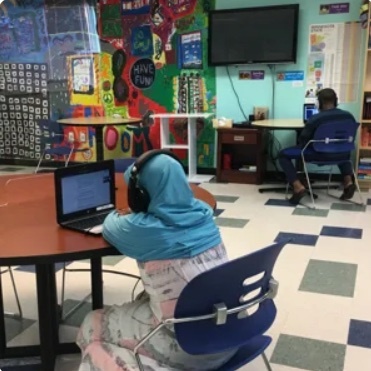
<box><xmin>217</xmin><ymin>335</ymin><xmax>272</xmax><ymax>371</ymax></box>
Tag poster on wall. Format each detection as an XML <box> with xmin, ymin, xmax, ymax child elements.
<box><xmin>306</xmin><ymin>22</ymin><xmax>362</xmax><ymax>103</ymax></box>
<box><xmin>178</xmin><ymin>31</ymin><xmax>203</xmax><ymax>69</ymax></box>
<box><xmin>72</xmin><ymin>57</ymin><xmax>95</xmax><ymax>94</ymax></box>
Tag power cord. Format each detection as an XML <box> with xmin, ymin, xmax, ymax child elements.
<box><xmin>226</xmin><ymin>66</ymin><xmax>249</xmax><ymax>122</ymax></box>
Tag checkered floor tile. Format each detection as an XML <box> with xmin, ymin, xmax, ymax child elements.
<box><xmin>1</xmin><ymin>170</ymin><xmax>371</xmax><ymax>370</ymax></box>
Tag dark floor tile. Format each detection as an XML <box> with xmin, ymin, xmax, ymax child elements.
<box><xmin>62</xmin><ymin>299</ymin><xmax>109</xmax><ymax>328</ymax></box>
<box><xmin>2</xmin><ymin>365</ymin><xmax>41</xmax><ymax>371</ymax></box>
<box><xmin>293</xmin><ymin>208</ymin><xmax>329</xmax><ymax>217</ymax></box>
<box><xmin>0</xmin><ymin>167</ymin><xmax>24</xmax><ymax>172</ymax></box>
<box><xmin>299</xmin><ymin>259</ymin><xmax>357</xmax><ymax>297</ymax></box>
<box><xmin>348</xmin><ymin>319</ymin><xmax>371</xmax><ymax>349</ymax></box>
<box><xmin>275</xmin><ymin>232</ymin><xmax>318</xmax><ymax>246</ymax></box>
<box><xmin>214</xmin><ymin>217</ymin><xmax>248</xmax><ymax>228</ymax></box>
<box><xmin>5</xmin><ymin>316</ymin><xmax>35</xmax><ymax>343</ymax></box>
<box><xmin>320</xmin><ymin>226</ymin><xmax>363</xmax><ymax>239</ymax></box>
<box><xmin>265</xmin><ymin>199</ymin><xmax>296</xmax><ymax>207</ymax></box>
<box><xmin>330</xmin><ymin>203</ymin><xmax>366</xmax><ymax>212</ymax></box>
<box><xmin>15</xmin><ymin>262</ymin><xmax>70</xmax><ymax>273</ymax></box>
<box><xmin>213</xmin><ymin>208</ymin><xmax>225</xmax><ymax>217</ymax></box>
<box><xmin>271</xmin><ymin>334</ymin><xmax>346</xmax><ymax>371</ymax></box>
<box><xmin>214</xmin><ymin>195</ymin><xmax>239</xmax><ymax>203</ymax></box>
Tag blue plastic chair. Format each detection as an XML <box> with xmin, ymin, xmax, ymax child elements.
<box><xmin>298</xmin><ymin>120</ymin><xmax>363</xmax><ymax>208</ymax></box>
<box><xmin>114</xmin><ymin>157</ymin><xmax>136</xmax><ymax>173</ymax></box>
<box><xmin>133</xmin><ymin>240</ymin><xmax>289</xmax><ymax>371</ymax></box>
<box><xmin>35</xmin><ymin>120</ymin><xmax>88</xmax><ymax>173</ymax></box>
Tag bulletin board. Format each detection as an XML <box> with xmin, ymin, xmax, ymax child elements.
<box><xmin>306</xmin><ymin>22</ymin><xmax>362</xmax><ymax>102</ymax></box>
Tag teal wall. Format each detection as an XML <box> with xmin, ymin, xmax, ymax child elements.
<box><xmin>215</xmin><ymin>0</ymin><xmax>365</xmax><ymax>168</ymax></box>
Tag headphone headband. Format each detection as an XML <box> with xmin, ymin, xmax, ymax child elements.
<box><xmin>128</xmin><ymin>149</ymin><xmax>183</xmax><ymax>213</ymax></box>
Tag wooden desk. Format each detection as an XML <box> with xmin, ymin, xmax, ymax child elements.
<box><xmin>57</xmin><ymin>117</ymin><xmax>142</xmax><ymax>162</ymax></box>
<box><xmin>0</xmin><ymin>173</ymin><xmax>215</xmax><ymax>370</ymax></box>
<box><xmin>251</xmin><ymin>118</ymin><xmax>304</xmax><ymax>130</ymax></box>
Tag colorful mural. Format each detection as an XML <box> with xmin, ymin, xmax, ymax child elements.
<box><xmin>0</xmin><ymin>0</ymin><xmax>216</xmax><ymax>167</ymax></box>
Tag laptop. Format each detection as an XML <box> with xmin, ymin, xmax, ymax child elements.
<box><xmin>303</xmin><ymin>103</ymin><xmax>319</xmax><ymax>123</ymax></box>
<box><xmin>54</xmin><ymin>160</ymin><xmax>116</xmax><ymax>235</ymax></box>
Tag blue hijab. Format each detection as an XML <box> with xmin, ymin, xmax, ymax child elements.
<box><xmin>102</xmin><ymin>154</ymin><xmax>221</xmax><ymax>261</ymax></box>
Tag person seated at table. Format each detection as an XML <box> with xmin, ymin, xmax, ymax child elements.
<box><xmin>279</xmin><ymin>88</ymin><xmax>357</xmax><ymax>205</ymax></box>
<box><xmin>76</xmin><ymin>151</ymin><xmax>236</xmax><ymax>370</ymax></box>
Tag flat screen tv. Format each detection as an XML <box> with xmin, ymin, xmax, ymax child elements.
<box><xmin>209</xmin><ymin>4</ymin><xmax>299</xmax><ymax>66</ymax></box>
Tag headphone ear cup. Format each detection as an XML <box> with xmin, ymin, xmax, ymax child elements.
<box><xmin>128</xmin><ymin>175</ymin><xmax>151</xmax><ymax>213</ymax></box>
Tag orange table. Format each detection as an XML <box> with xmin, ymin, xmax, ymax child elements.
<box><xmin>0</xmin><ymin>173</ymin><xmax>216</xmax><ymax>370</ymax></box>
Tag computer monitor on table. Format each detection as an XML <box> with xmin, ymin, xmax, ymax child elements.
<box><xmin>303</xmin><ymin>104</ymin><xmax>319</xmax><ymax>123</ymax></box>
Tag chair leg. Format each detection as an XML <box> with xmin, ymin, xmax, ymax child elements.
<box><xmin>60</xmin><ymin>263</ymin><xmax>67</xmax><ymax>317</ymax></box>
<box><xmin>8</xmin><ymin>267</ymin><xmax>23</xmax><ymax>319</ymax></box>
<box><xmin>353</xmin><ymin>167</ymin><xmax>365</xmax><ymax>206</ymax></box>
<box><xmin>65</xmin><ymin>147</ymin><xmax>74</xmax><ymax>167</ymax></box>
<box><xmin>262</xmin><ymin>352</ymin><xmax>273</xmax><ymax>371</ymax></box>
<box><xmin>34</xmin><ymin>150</ymin><xmax>45</xmax><ymax>173</ymax></box>
<box><xmin>327</xmin><ymin>166</ymin><xmax>333</xmax><ymax>196</ymax></box>
<box><xmin>302</xmin><ymin>158</ymin><xmax>315</xmax><ymax>209</ymax></box>
<box><xmin>285</xmin><ymin>182</ymin><xmax>290</xmax><ymax>200</ymax></box>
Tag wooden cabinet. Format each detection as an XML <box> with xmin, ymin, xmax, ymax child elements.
<box><xmin>216</xmin><ymin>128</ymin><xmax>266</xmax><ymax>184</ymax></box>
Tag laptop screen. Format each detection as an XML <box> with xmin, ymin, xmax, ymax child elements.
<box><xmin>54</xmin><ymin>160</ymin><xmax>116</xmax><ymax>223</ymax></box>
<box><xmin>61</xmin><ymin>169</ymin><xmax>113</xmax><ymax>215</ymax></box>
<box><xmin>303</xmin><ymin>104</ymin><xmax>319</xmax><ymax>123</ymax></box>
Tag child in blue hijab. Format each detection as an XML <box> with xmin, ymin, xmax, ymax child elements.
<box><xmin>77</xmin><ymin>152</ymin><xmax>236</xmax><ymax>370</ymax></box>
<box><xmin>102</xmin><ymin>153</ymin><xmax>221</xmax><ymax>261</ymax></box>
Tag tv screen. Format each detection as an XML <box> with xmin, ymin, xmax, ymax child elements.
<box><xmin>209</xmin><ymin>4</ymin><xmax>299</xmax><ymax>66</ymax></box>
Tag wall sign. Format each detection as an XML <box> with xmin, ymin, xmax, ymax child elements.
<box><xmin>130</xmin><ymin>58</ymin><xmax>156</xmax><ymax>89</ymax></box>
<box><xmin>320</xmin><ymin>3</ymin><xmax>350</xmax><ymax>15</ymax></box>
<box><xmin>239</xmin><ymin>70</ymin><xmax>265</xmax><ymax>80</ymax></box>
<box><xmin>276</xmin><ymin>71</ymin><xmax>304</xmax><ymax>81</ymax></box>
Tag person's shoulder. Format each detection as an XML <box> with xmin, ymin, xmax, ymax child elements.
<box><xmin>334</xmin><ymin>108</ymin><xmax>356</xmax><ymax>120</ymax></box>
<box><xmin>320</xmin><ymin>108</ymin><xmax>356</xmax><ymax>122</ymax></box>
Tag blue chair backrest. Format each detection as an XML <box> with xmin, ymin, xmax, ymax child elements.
<box><xmin>174</xmin><ymin>241</ymin><xmax>287</xmax><ymax>355</ymax></box>
<box><xmin>312</xmin><ymin>120</ymin><xmax>359</xmax><ymax>154</ymax></box>
<box><xmin>38</xmin><ymin>119</ymin><xmax>65</xmax><ymax>146</ymax></box>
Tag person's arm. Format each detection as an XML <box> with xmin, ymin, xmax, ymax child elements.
<box><xmin>298</xmin><ymin>118</ymin><xmax>318</xmax><ymax>147</ymax></box>
<box><xmin>102</xmin><ymin>210</ymin><xmax>133</xmax><ymax>255</ymax></box>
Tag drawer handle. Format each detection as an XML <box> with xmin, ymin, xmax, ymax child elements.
<box><xmin>234</xmin><ymin>136</ymin><xmax>244</xmax><ymax>141</ymax></box>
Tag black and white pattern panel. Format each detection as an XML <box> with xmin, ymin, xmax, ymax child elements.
<box><xmin>0</xmin><ymin>62</ymin><xmax>50</xmax><ymax>160</ymax></box>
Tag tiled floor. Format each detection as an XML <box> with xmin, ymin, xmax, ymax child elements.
<box><xmin>1</xmin><ymin>165</ymin><xmax>371</xmax><ymax>370</ymax></box>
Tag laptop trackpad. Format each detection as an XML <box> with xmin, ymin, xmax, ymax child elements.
<box><xmin>87</xmin><ymin>225</ymin><xmax>103</xmax><ymax>234</ymax></box>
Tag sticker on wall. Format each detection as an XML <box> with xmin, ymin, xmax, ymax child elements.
<box><xmin>68</xmin><ymin>54</ymin><xmax>101</xmax><ymax>106</ymax></box>
<box><xmin>122</xmin><ymin>0</ymin><xmax>150</xmax><ymax>15</ymax></box>
<box><xmin>178</xmin><ymin>31</ymin><xmax>203</xmax><ymax>69</ymax></box>
<box><xmin>100</xmin><ymin>4</ymin><xmax>123</xmax><ymax>38</ymax></box>
<box><xmin>72</xmin><ymin>57</ymin><xmax>95</xmax><ymax>95</ymax></box>
<box><xmin>130</xmin><ymin>58</ymin><xmax>156</xmax><ymax>89</ymax></box>
<box><xmin>276</xmin><ymin>71</ymin><xmax>304</xmax><ymax>81</ymax></box>
<box><xmin>131</xmin><ymin>25</ymin><xmax>154</xmax><ymax>57</ymax></box>
<box><xmin>239</xmin><ymin>70</ymin><xmax>265</xmax><ymax>80</ymax></box>
<box><xmin>319</xmin><ymin>3</ymin><xmax>349</xmax><ymax>15</ymax></box>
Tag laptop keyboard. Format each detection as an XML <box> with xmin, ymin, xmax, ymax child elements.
<box><xmin>67</xmin><ymin>214</ymin><xmax>108</xmax><ymax>231</ymax></box>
